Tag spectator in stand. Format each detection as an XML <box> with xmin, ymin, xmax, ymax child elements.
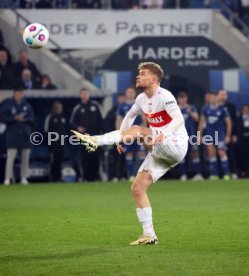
<box><xmin>241</xmin><ymin>0</ymin><xmax>249</xmax><ymax>25</ymax></box>
<box><xmin>112</xmin><ymin>0</ymin><xmax>138</xmax><ymax>9</ymax></box>
<box><xmin>70</xmin><ymin>88</ymin><xmax>103</xmax><ymax>181</ymax></box>
<box><xmin>238</xmin><ymin>104</ymin><xmax>249</xmax><ymax>177</ymax></box>
<box><xmin>19</xmin><ymin>0</ymin><xmax>33</xmax><ymax>8</ymax></box>
<box><xmin>14</xmin><ymin>51</ymin><xmax>41</xmax><ymax>83</ymax></box>
<box><xmin>0</xmin><ymin>0</ymin><xmax>20</xmax><ymax>8</ymax></box>
<box><xmin>36</xmin><ymin>0</ymin><xmax>52</xmax><ymax>8</ymax></box>
<box><xmin>72</xmin><ymin>0</ymin><xmax>102</xmax><ymax>8</ymax></box>
<box><xmin>44</xmin><ymin>101</ymin><xmax>66</xmax><ymax>182</ymax></box>
<box><xmin>0</xmin><ymin>49</ymin><xmax>14</xmax><ymax>89</ymax></box>
<box><xmin>164</xmin><ymin>0</ymin><xmax>189</xmax><ymax>8</ymax></box>
<box><xmin>218</xmin><ymin>89</ymin><xmax>239</xmax><ymax>179</ymax></box>
<box><xmin>140</xmin><ymin>0</ymin><xmax>164</xmax><ymax>9</ymax></box>
<box><xmin>53</xmin><ymin>0</ymin><xmax>69</xmax><ymax>8</ymax></box>
<box><xmin>0</xmin><ymin>29</ymin><xmax>4</xmax><ymax>46</ymax></box>
<box><xmin>20</xmin><ymin>69</ymin><xmax>40</xmax><ymax>90</ymax></box>
<box><xmin>3</xmin><ymin>89</ymin><xmax>34</xmax><ymax>185</ymax></box>
<box><xmin>0</xmin><ymin>31</ymin><xmax>12</xmax><ymax>64</ymax></box>
<box><xmin>41</xmin><ymin>74</ymin><xmax>57</xmax><ymax>90</ymax></box>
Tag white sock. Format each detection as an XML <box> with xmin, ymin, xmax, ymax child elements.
<box><xmin>136</xmin><ymin>207</ymin><xmax>156</xmax><ymax>237</ymax></box>
<box><xmin>94</xmin><ymin>130</ymin><xmax>122</xmax><ymax>146</ymax></box>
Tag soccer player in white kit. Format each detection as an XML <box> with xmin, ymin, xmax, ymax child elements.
<box><xmin>72</xmin><ymin>62</ymin><xmax>189</xmax><ymax>245</ymax></box>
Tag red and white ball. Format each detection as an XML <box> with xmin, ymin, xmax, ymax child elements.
<box><xmin>23</xmin><ymin>23</ymin><xmax>49</xmax><ymax>49</ymax></box>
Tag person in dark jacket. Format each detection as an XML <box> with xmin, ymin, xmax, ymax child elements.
<box><xmin>44</xmin><ymin>101</ymin><xmax>66</xmax><ymax>182</ymax></box>
<box><xmin>3</xmin><ymin>89</ymin><xmax>34</xmax><ymax>185</ymax></box>
<box><xmin>238</xmin><ymin>104</ymin><xmax>249</xmax><ymax>177</ymax></box>
<box><xmin>0</xmin><ymin>49</ymin><xmax>14</xmax><ymax>89</ymax></box>
<box><xmin>14</xmin><ymin>50</ymin><xmax>41</xmax><ymax>83</ymax></box>
<box><xmin>36</xmin><ymin>0</ymin><xmax>53</xmax><ymax>8</ymax></box>
<box><xmin>218</xmin><ymin>89</ymin><xmax>239</xmax><ymax>179</ymax></box>
<box><xmin>19</xmin><ymin>68</ymin><xmax>40</xmax><ymax>90</ymax></box>
<box><xmin>104</xmin><ymin>93</ymin><xmax>127</xmax><ymax>181</ymax></box>
<box><xmin>70</xmin><ymin>88</ymin><xmax>103</xmax><ymax>181</ymax></box>
<box><xmin>41</xmin><ymin>74</ymin><xmax>57</xmax><ymax>90</ymax></box>
<box><xmin>0</xmin><ymin>29</ymin><xmax>4</xmax><ymax>45</ymax></box>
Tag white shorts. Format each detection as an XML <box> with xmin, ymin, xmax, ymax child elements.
<box><xmin>138</xmin><ymin>135</ymin><xmax>188</xmax><ymax>183</ymax></box>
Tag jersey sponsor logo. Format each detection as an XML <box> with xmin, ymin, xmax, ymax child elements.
<box><xmin>144</xmin><ymin>110</ymin><xmax>172</xmax><ymax>127</ymax></box>
<box><xmin>207</xmin><ymin>116</ymin><xmax>218</xmax><ymax>124</ymax></box>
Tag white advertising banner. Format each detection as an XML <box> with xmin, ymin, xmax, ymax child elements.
<box><xmin>17</xmin><ymin>9</ymin><xmax>213</xmax><ymax>49</ymax></box>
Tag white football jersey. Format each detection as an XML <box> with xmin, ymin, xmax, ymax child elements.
<box><xmin>131</xmin><ymin>86</ymin><xmax>188</xmax><ymax>137</ymax></box>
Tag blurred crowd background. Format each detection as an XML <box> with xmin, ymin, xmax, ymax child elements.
<box><xmin>0</xmin><ymin>0</ymin><xmax>249</xmax><ymax>184</ymax></box>
<box><xmin>0</xmin><ymin>0</ymin><xmax>249</xmax><ymax>25</ymax></box>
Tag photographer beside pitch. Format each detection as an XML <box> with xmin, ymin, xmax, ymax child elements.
<box><xmin>72</xmin><ymin>62</ymin><xmax>189</xmax><ymax>245</ymax></box>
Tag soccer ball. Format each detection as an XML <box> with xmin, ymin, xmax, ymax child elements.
<box><xmin>22</xmin><ymin>23</ymin><xmax>49</xmax><ymax>49</ymax></box>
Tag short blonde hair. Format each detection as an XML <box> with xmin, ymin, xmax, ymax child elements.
<box><xmin>138</xmin><ymin>62</ymin><xmax>164</xmax><ymax>82</ymax></box>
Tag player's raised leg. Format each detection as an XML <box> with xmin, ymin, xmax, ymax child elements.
<box><xmin>71</xmin><ymin>125</ymin><xmax>152</xmax><ymax>152</ymax></box>
<box><xmin>129</xmin><ymin>171</ymin><xmax>158</xmax><ymax>245</ymax></box>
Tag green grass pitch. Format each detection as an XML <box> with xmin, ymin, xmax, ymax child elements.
<box><xmin>0</xmin><ymin>180</ymin><xmax>249</xmax><ymax>276</ymax></box>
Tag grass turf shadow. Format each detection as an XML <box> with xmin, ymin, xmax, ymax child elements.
<box><xmin>0</xmin><ymin>247</ymin><xmax>109</xmax><ymax>262</ymax></box>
